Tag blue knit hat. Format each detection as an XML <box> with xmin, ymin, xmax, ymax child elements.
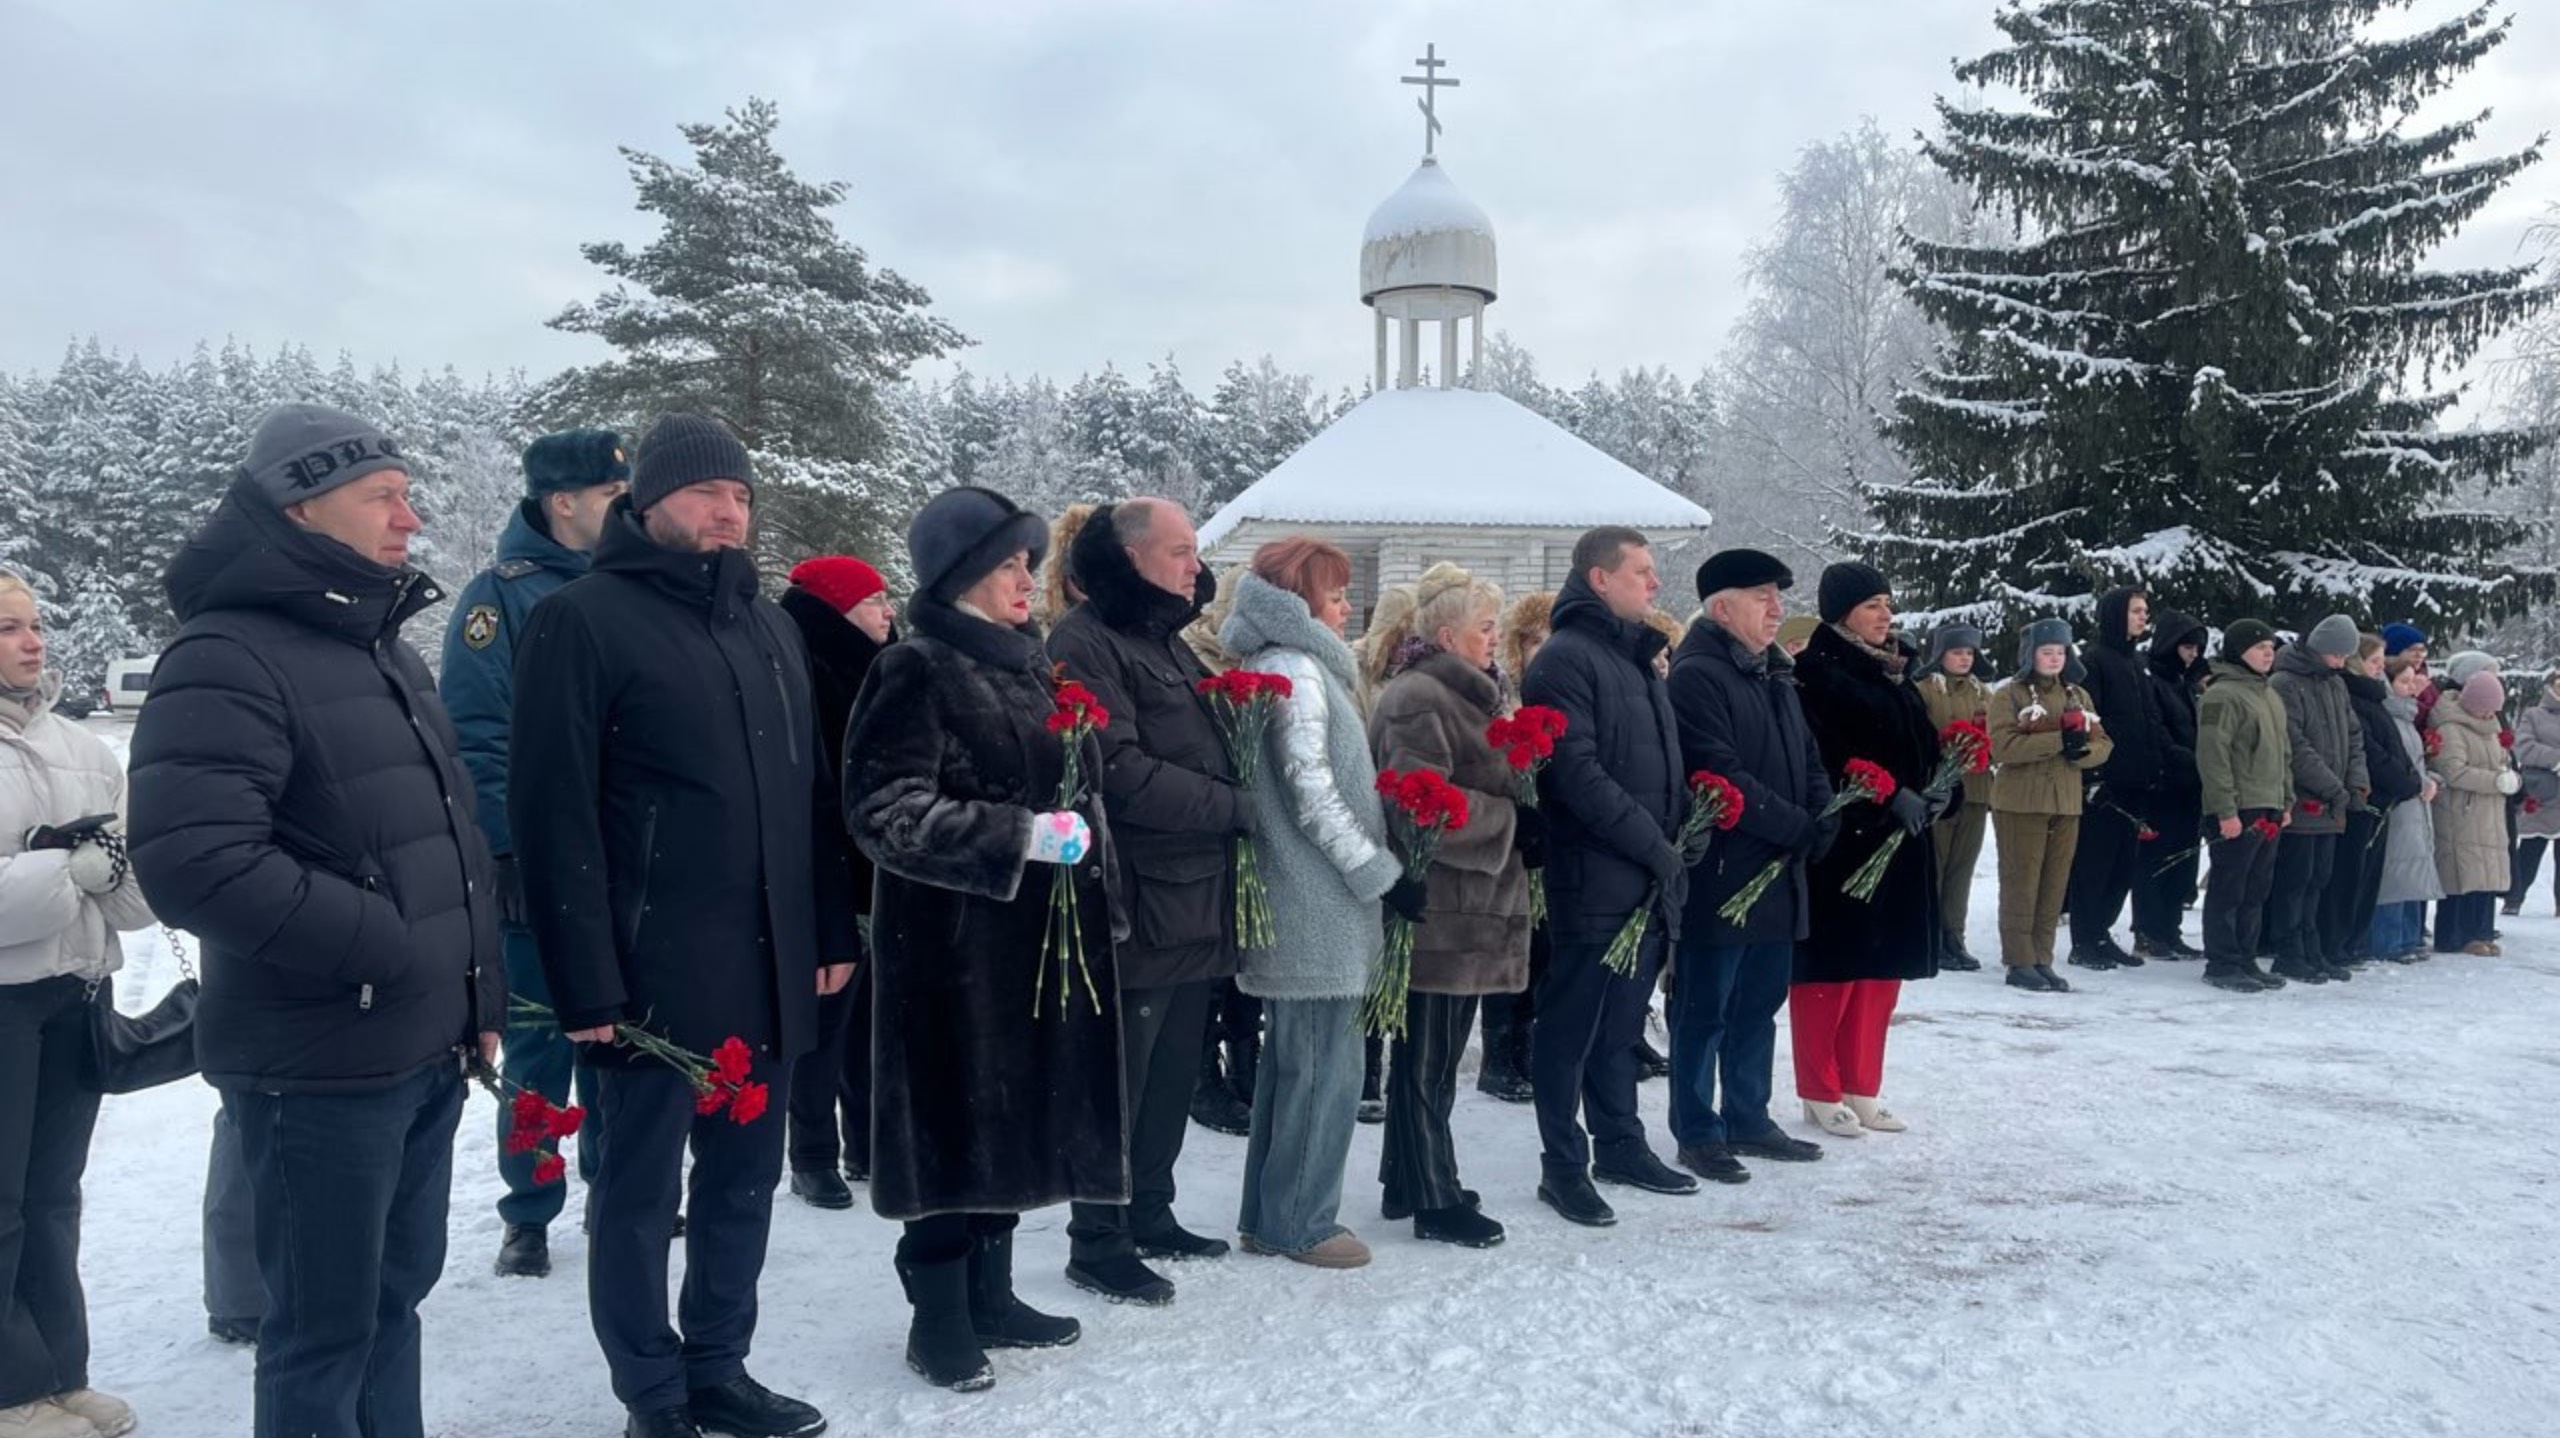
<box><xmin>2380</xmin><ymin>622</ymin><xmax>2427</xmax><ymax>656</ymax></box>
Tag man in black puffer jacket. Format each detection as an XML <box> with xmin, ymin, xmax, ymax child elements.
<box><xmin>2130</xmin><ymin>610</ymin><xmax>2210</xmax><ymax>958</ymax></box>
<box><xmin>1046</xmin><ymin>498</ymin><xmax>1242</xmax><ymax>1303</ymax></box>
<box><xmin>2323</xmin><ymin>637</ymin><xmax>2424</xmax><ymax>964</ymax></box>
<box><xmin>2066</xmin><ymin>586</ymin><xmax>2169</xmax><ymax>970</ymax></box>
<box><xmin>511</xmin><ymin>414</ymin><xmax>858</xmax><ymax>1438</ymax></box>
<box><xmin>1520</xmin><ymin>527</ymin><xmax>1698</xmax><ymax>1226</ymax></box>
<box><xmin>130</xmin><ymin>403</ymin><xmax>504</xmax><ymax>1438</ymax></box>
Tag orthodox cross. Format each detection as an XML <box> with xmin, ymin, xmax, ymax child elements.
<box><xmin>1402</xmin><ymin>43</ymin><xmax>1460</xmax><ymax>158</ymax></box>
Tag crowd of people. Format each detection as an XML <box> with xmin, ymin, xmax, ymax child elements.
<box><xmin>0</xmin><ymin>404</ymin><xmax>2545</xmax><ymax>1438</ymax></box>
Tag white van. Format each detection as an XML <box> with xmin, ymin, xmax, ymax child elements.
<box><xmin>101</xmin><ymin>657</ymin><xmax>155</xmax><ymax>715</ymax></box>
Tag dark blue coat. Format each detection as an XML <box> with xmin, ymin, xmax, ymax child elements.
<box><xmin>1668</xmin><ymin>618</ymin><xmax>1834</xmax><ymax>947</ymax></box>
<box><xmin>1519</xmin><ymin>573</ymin><xmax>1684</xmax><ymax>947</ymax></box>
<box><xmin>438</xmin><ymin>500</ymin><xmax>588</xmax><ymax>860</ymax></box>
<box><xmin>130</xmin><ymin>479</ymin><xmax>504</xmax><ymax>1094</ymax></box>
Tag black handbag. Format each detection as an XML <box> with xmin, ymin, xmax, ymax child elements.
<box><xmin>85</xmin><ymin>932</ymin><xmax>201</xmax><ymax>1095</ymax></box>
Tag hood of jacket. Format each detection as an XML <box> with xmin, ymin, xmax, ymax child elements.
<box><xmin>2148</xmin><ymin>609</ymin><xmax>2208</xmax><ymax>685</ymax></box>
<box><xmin>2094</xmin><ymin>586</ymin><xmax>2145</xmax><ymax>655</ymax></box>
<box><xmin>166</xmin><ymin>476</ymin><xmax>444</xmax><ymax>644</ymax></box>
<box><xmin>2273</xmin><ymin>638</ymin><xmax>2343</xmax><ymax>685</ymax></box>
<box><xmin>1068</xmin><ymin>505</ymin><xmax>1214</xmax><ymax>641</ymax></box>
<box><xmin>779</xmin><ymin>583</ymin><xmax>894</xmax><ymax>678</ymax></box>
<box><xmin>1221</xmin><ymin>570</ymin><xmax>1361</xmax><ymax>690</ymax></box>
<box><xmin>1549</xmin><ymin>571</ymin><xmax>1668</xmax><ymax>672</ymax></box>
<box><xmin>2343</xmin><ymin>668</ymin><xmax>2390</xmax><ymax>707</ymax></box>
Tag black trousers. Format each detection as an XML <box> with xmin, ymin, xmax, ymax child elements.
<box><xmin>0</xmin><ymin>977</ymin><xmax>98</xmax><ymax>1410</ymax></box>
<box><xmin>1202</xmin><ymin>978</ymin><xmax>1262</xmax><ymax>1077</ymax></box>
<box><xmin>2131</xmin><ymin>798</ymin><xmax>2204</xmax><ymax>940</ymax></box>
<box><xmin>1378</xmin><ymin>992</ymin><xmax>1481</xmax><ymax>1213</ymax></box>
<box><xmin>897</xmin><ymin>1212</ymin><xmax>1016</xmax><ymax>1268</ymax></box>
<box><xmin>2511</xmin><ymin>837</ymin><xmax>2558</xmax><ymax>907</ymax></box>
<box><xmin>2436</xmin><ymin>891</ymin><xmax>2499</xmax><ymax>952</ymax></box>
<box><xmin>587</xmin><ymin>1055</ymin><xmax>788</xmax><ymax>1413</ymax></box>
<box><xmin>2066</xmin><ymin>799</ymin><xmax>2141</xmax><ymax>949</ymax></box>
<box><xmin>1531</xmin><ymin>930</ymin><xmax>1662</xmax><ymax>1179</ymax></box>
<box><xmin>2317</xmin><ymin>810</ymin><xmax>2388</xmax><ymax>959</ymax></box>
<box><xmin>1068</xmin><ymin>980</ymin><xmax>1212</xmax><ymax>1262</ymax></box>
<box><xmin>787</xmin><ymin>959</ymin><xmax>872</xmax><ymax>1177</ymax></box>
<box><xmin>204</xmin><ymin>1105</ymin><xmax>261</xmax><ymax>1325</ymax></box>
<box><xmin>2201</xmin><ymin>818</ymin><xmax>2280</xmax><ymax>968</ymax></box>
<box><xmin>2266</xmin><ymin>830</ymin><xmax>2338</xmax><ymax>966</ymax></box>
<box><xmin>226</xmin><ymin>1060</ymin><xmax>462</xmax><ymax>1438</ymax></box>
<box><xmin>1479</xmin><ymin>923</ymin><xmax>1549</xmax><ymax>1054</ymax></box>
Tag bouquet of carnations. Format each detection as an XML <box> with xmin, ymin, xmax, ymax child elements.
<box><xmin>1037</xmin><ymin>679</ymin><xmax>1110</xmax><ymax>1018</ymax></box>
<box><xmin>1718</xmin><ymin>756</ymin><xmax>1897</xmax><ymax>924</ymax></box>
<box><xmin>1199</xmin><ymin>669</ymin><xmax>1294</xmax><ymax>949</ymax></box>
<box><xmin>1845</xmin><ymin>727</ymin><xmax>1988</xmax><ymax>901</ymax></box>
<box><xmin>1484</xmin><ymin>705</ymin><xmax>1568</xmax><ymax>925</ymax></box>
<box><xmin>1360</xmin><ymin>769</ymin><xmax>1471</xmax><ymax>1038</ymax></box>
<box><xmin>1600</xmin><ymin>769</ymin><xmax>1744</xmax><ymax>976</ymax></box>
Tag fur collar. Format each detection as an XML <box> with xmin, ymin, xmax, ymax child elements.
<box><xmin>1069</xmin><ymin>505</ymin><xmax>1212</xmax><ymax>639</ymax></box>
<box><xmin>907</xmin><ymin>592</ymin><xmax>1049</xmax><ymax>677</ymax></box>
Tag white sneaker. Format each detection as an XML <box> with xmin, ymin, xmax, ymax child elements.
<box><xmin>1844</xmin><ymin>1095</ymin><xmax>1907</xmax><ymax>1133</ymax></box>
<box><xmin>51</xmin><ymin>1392</ymin><xmax>134</xmax><ymax>1438</ymax></box>
<box><xmin>0</xmin><ymin>1398</ymin><xmax>103</xmax><ymax>1438</ymax></box>
<box><xmin>1802</xmin><ymin>1100</ymin><xmax>1865</xmax><ymax>1139</ymax></box>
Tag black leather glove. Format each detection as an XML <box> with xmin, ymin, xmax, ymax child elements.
<box><xmin>25</xmin><ymin>813</ymin><xmax>115</xmax><ymax>852</ymax></box>
<box><xmin>1804</xmin><ymin>813</ymin><xmax>1842</xmax><ymax>863</ymax></box>
<box><xmin>2061</xmin><ymin>729</ymin><xmax>2090</xmax><ymax>761</ymax></box>
<box><xmin>1925</xmin><ymin>786</ymin><xmax>1957</xmax><ymax>824</ymax></box>
<box><xmin>1383</xmin><ymin>874</ymin><xmax>1430</xmax><ymax>925</ymax></box>
<box><xmin>1886</xmin><ymin>789</ymin><xmax>1929</xmax><ymax>837</ymax></box>
<box><xmin>1511</xmin><ymin>805</ymin><xmax>1547</xmax><ymax>868</ymax></box>
<box><xmin>494</xmin><ymin>854</ymin><xmax>529</xmax><ymax>929</ymax></box>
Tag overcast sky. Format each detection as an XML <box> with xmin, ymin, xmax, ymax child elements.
<box><xmin>7</xmin><ymin>0</ymin><xmax>2555</xmax><ymax>395</ymax></box>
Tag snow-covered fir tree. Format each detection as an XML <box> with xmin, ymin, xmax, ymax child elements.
<box><xmin>1863</xmin><ymin>0</ymin><xmax>2551</xmax><ymax>636</ymax></box>
<box><xmin>543</xmin><ymin>97</ymin><xmax>965</xmax><ymax>567</ymax></box>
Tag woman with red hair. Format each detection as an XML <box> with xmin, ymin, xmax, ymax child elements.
<box><xmin>1216</xmin><ymin>537</ymin><xmax>1416</xmax><ymax>1269</ymax></box>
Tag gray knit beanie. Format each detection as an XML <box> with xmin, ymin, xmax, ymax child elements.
<box><xmin>240</xmin><ymin>403</ymin><xmax>407</xmax><ymax>506</ymax></box>
<box><xmin>631</xmin><ymin>414</ymin><xmax>754</xmax><ymax>512</ymax></box>
<box><xmin>2305</xmin><ymin>614</ymin><xmax>2361</xmax><ymax>659</ymax></box>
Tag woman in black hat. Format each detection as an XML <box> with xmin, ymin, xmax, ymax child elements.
<box><xmin>845</xmin><ymin>486</ymin><xmax>1127</xmax><ymax>1393</ymax></box>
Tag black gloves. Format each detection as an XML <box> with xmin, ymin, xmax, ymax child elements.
<box><xmin>1807</xmin><ymin>814</ymin><xmax>1841</xmax><ymax>863</ymax></box>
<box><xmin>1512</xmin><ymin>805</ymin><xmax>1547</xmax><ymax>869</ymax></box>
<box><xmin>494</xmin><ymin>854</ymin><xmax>529</xmax><ymax>930</ymax></box>
<box><xmin>1383</xmin><ymin>874</ymin><xmax>1431</xmax><ymax>925</ymax></box>
<box><xmin>24</xmin><ymin>813</ymin><xmax>115</xmax><ymax>852</ymax></box>
<box><xmin>1925</xmin><ymin>786</ymin><xmax>1957</xmax><ymax>824</ymax></box>
<box><xmin>2061</xmin><ymin>728</ymin><xmax>2090</xmax><ymax>762</ymax></box>
<box><xmin>1886</xmin><ymin>789</ymin><xmax>1929</xmax><ymax>837</ymax></box>
<box><xmin>1645</xmin><ymin>841</ymin><xmax>1690</xmax><ymax>917</ymax></box>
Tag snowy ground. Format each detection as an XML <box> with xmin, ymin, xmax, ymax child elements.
<box><xmin>72</xmin><ymin>718</ymin><xmax>2560</xmax><ymax>1436</ymax></box>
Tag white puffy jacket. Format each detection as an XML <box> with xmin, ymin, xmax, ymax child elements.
<box><xmin>0</xmin><ymin>675</ymin><xmax>157</xmax><ymax>985</ymax></box>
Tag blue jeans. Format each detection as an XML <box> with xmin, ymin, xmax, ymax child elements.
<box><xmin>1668</xmin><ymin>940</ymin><xmax>1791</xmax><ymax>1149</ymax></box>
<box><xmin>496</xmin><ymin>926</ymin><xmax>598</xmax><ymax>1226</ymax></box>
<box><xmin>1237</xmin><ymin>997</ymin><xmax>1362</xmax><ymax>1253</ymax></box>
<box><xmin>225</xmin><ymin>1060</ymin><xmax>463</xmax><ymax>1438</ymax></box>
<box><xmin>2368</xmin><ymin>900</ymin><xmax>2425</xmax><ymax>957</ymax></box>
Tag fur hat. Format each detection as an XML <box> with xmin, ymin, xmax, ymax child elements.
<box><xmin>907</xmin><ymin>486</ymin><xmax>1047</xmax><ymax>604</ymax></box>
<box><xmin>2014</xmin><ymin>617</ymin><xmax>2075</xmax><ymax>679</ymax></box>
<box><xmin>1925</xmin><ymin>622</ymin><xmax>1986</xmax><ymax>670</ymax></box>
<box><xmin>523</xmin><ymin>429</ymin><xmax>628</xmax><ymax>498</ymax></box>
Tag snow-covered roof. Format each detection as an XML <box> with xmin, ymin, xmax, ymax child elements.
<box><xmin>1199</xmin><ymin>387</ymin><xmax>1713</xmax><ymax>546</ymax></box>
<box><xmin>1361</xmin><ymin>160</ymin><xmax>1497</xmax><ymax>302</ymax></box>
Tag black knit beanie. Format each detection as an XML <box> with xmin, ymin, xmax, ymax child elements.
<box><xmin>1817</xmin><ymin>562</ymin><xmax>1891</xmax><ymax>625</ymax></box>
<box><xmin>631</xmin><ymin>414</ymin><xmax>753</xmax><ymax>512</ymax></box>
<box><xmin>2221</xmin><ymin>619</ymin><xmax>2277</xmax><ymax>662</ymax></box>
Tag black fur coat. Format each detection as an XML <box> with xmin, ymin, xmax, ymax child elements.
<box><xmin>844</xmin><ymin>592</ymin><xmax>1130</xmax><ymax>1221</ymax></box>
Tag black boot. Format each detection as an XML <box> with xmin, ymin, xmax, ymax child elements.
<box><xmin>1132</xmin><ymin>1217</ymin><xmax>1231</xmax><ymax>1261</ymax></box>
<box><xmin>897</xmin><ymin>1256</ymin><xmax>994</xmax><ymax>1392</ymax></box>
<box><xmin>2203</xmin><ymin>963</ymin><xmax>2267</xmax><ymax>993</ymax></box>
<box><xmin>686</xmin><ymin>1375</ymin><xmax>824</xmax><ymax>1438</ymax></box>
<box><xmin>494</xmin><ymin>1222</ymin><xmax>550</xmax><ymax>1278</ymax></box>
<box><xmin>2241</xmin><ymin>956</ymin><xmax>2287</xmax><ymax>990</ymax></box>
<box><xmin>627</xmin><ymin>1407</ymin><xmax>703</xmax><ymax>1438</ymax></box>
<box><xmin>1358</xmin><ymin>1038</ymin><xmax>1387</xmax><ymax>1124</ymax></box>
<box><xmin>1938</xmin><ymin>935</ymin><xmax>1983</xmax><ymax>972</ymax></box>
<box><xmin>1063</xmin><ymin>1252</ymin><xmax>1175</xmax><ymax>1306</ymax></box>
<box><xmin>2006</xmin><ymin>965</ymin><xmax>2054</xmax><ymax>992</ymax></box>
<box><xmin>1474</xmin><ymin>1003</ymin><xmax>1534</xmax><ymax>1102</ymax></box>
<box><xmin>1383</xmin><ymin>1186</ymin><xmax>1479</xmax><ymax>1222</ymax></box>
<box><xmin>788</xmin><ymin>1168</ymin><xmax>855</xmax><ymax>1211</ymax></box>
<box><xmin>2065</xmin><ymin>945</ymin><xmax>2120</xmax><ymax>972</ymax></box>
<box><xmin>1414</xmin><ymin>1204</ymin><xmax>1506</xmax><ymax>1248</ymax></box>
<box><xmin>968</xmin><ymin>1231</ymin><xmax>1080</xmax><ymax>1350</ymax></box>
<box><xmin>1632</xmin><ymin>1033</ymin><xmax>1672</xmax><ymax>1081</ymax></box>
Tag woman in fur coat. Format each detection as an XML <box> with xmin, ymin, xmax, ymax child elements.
<box><xmin>1367</xmin><ymin>563</ymin><xmax>1530</xmax><ymax>1250</ymax></box>
<box><xmin>1219</xmin><ymin>538</ymin><xmax>1415</xmax><ymax>1270</ymax></box>
<box><xmin>846</xmin><ymin>487</ymin><xmax>1126</xmax><ymax>1393</ymax></box>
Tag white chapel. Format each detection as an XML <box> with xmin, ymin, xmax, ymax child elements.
<box><xmin>1198</xmin><ymin>45</ymin><xmax>1713</xmax><ymax>622</ymax></box>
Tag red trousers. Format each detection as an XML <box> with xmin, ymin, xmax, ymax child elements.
<box><xmin>1788</xmin><ymin>979</ymin><xmax>1900</xmax><ymax>1102</ymax></box>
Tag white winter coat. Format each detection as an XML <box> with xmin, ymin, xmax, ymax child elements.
<box><xmin>0</xmin><ymin>675</ymin><xmax>157</xmax><ymax>985</ymax></box>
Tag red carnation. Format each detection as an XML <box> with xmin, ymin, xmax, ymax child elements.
<box><xmin>711</xmin><ymin>1037</ymin><xmax>754</xmax><ymax>1087</ymax></box>
<box><xmin>1937</xmin><ymin>720</ymin><xmax>1992</xmax><ymax>776</ymax></box>
<box><xmin>2501</xmin><ymin>728</ymin><xmax>2516</xmax><ymax>749</ymax></box>
<box><xmin>695</xmin><ymin>1085</ymin><xmax>730</xmax><ymax>1116</ymax></box>
<box><xmin>548</xmin><ymin>1104</ymin><xmax>585</xmax><ymax>1142</ymax></box>
<box><xmin>2529</xmin><ymin>798</ymin><xmax>2545</xmax><ymax>816</ymax></box>
<box><xmin>2137</xmin><ymin>825</ymin><xmax>2161</xmax><ymax>842</ymax></box>
<box><xmin>2424</xmin><ymin>729</ymin><xmax>2445</xmax><ymax>757</ymax></box>
<box><xmin>1842</xmin><ymin>758</ymin><xmax>1898</xmax><ymax>804</ymax></box>
<box><xmin>533</xmin><ymin>1154</ymin><xmax>566</xmax><ymax>1186</ymax></box>
<box><xmin>2300</xmin><ymin>799</ymin><xmax>2325</xmax><ymax>818</ymax></box>
<box><xmin>727</xmin><ymin>1081</ymin><xmax>771</xmax><ymax>1126</ymax></box>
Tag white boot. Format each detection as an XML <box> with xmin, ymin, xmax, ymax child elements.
<box><xmin>1802</xmin><ymin>1099</ymin><xmax>1865</xmax><ymax>1139</ymax></box>
<box><xmin>1844</xmin><ymin>1095</ymin><xmax>1906</xmax><ymax>1133</ymax></box>
<box><xmin>50</xmin><ymin>1392</ymin><xmax>133</xmax><ymax>1438</ymax></box>
<box><xmin>0</xmin><ymin>1398</ymin><xmax>105</xmax><ymax>1438</ymax></box>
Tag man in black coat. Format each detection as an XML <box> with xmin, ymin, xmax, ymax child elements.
<box><xmin>777</xmin><ymin>555</ymin><xmax>895</xmax><ymax>1211</ymax></box>
<box><xmin>511</xmin><ymin>414</ymin><xmax>858</xmax><ymax>1438</ymax></box>
<box><xmin>1664</xmin><ymin>550</ymin><xmax>1833</xmax><ymax>1186</ymax></box>
<box><xmin>1045</xmin><ymin>498</ymin><xmax>1241</xmax><ymax>1303</ymax></box>
<box><xmin>130</xmin><ymin>403</ymin><xmax>504</xmax><ymax>1438</ymax></box>
<box><xmin>2066</xmin><ymin>586</ymin><xmax>2168</xmax><ymax>970</ymax></box>
<box><xmin>2131</xmin><ymin>611</ymin><xmax>2209</xmax><ymax>958</ymax></box>
<box><xmin>1519</xmin><ymin>527</ymin><xmax>1699</xmax><ymax>1226</ymax></box>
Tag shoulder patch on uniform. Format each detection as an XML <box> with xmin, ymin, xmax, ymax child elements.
<box><xmin>493</xmin><ymin>558</ymin><xmax>542</xmax><ymax>580</ymax></box>
<box><xmin>461</xmin><ymin>604</ymin><xmax>502</xmax><ymax>650</ymax></box>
